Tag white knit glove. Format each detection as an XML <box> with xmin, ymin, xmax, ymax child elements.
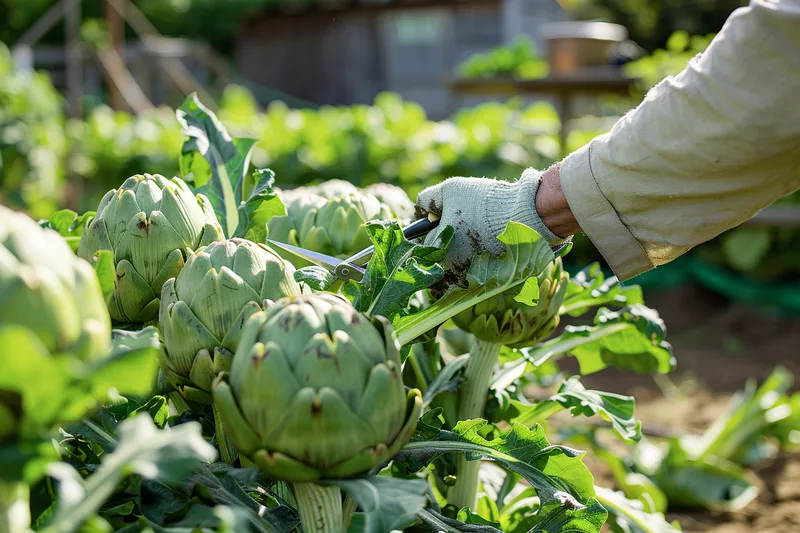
<box><xmin>415</xmin><ymin>169</ymin><xmax>569</xmax><ymax>270</ymax></box>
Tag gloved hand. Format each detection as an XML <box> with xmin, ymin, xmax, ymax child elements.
<box><xmin>415</xmin><ymin>168</ymin><xmax>570</xmax><ymax>270</ymax></box>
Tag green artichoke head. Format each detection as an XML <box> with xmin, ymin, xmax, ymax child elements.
<box><xmin>213</xmin><ymin>293</ymin><xmax>422</xmax><ymax>481</ymax></box>
<box><xmin>297</xmin><ymin>192</ymin><xmax>394</xmax><ymax>257</ymax></box>
<box><xmin>1</xmin><ymin>205</ymin><xmax>111</xmax><ymax>439</ymax></box>
<box><xmin>308</xmin><ymin>179</ymin><xmax>358</xmax><ymax>197</ymax></box>
<box><xmin>78</xmin><ymin>174</ymin><xmax>224</xmax><ymax>323</ymax></box>
<box><xmin>159</xmin><ymin>238</ymin><xmax>303</xmax><ymax>403</ymax></box>
<box><xmin>453</xmin><ymin>257</ymin><xmax>569</xmax><ymax>347</ymax></box>
<box><xmin>363</xmin><ymin>183</ymin><xmax>415</xmax><ymax>220</ymax></box>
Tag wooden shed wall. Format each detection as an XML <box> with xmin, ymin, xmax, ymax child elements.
<box><xmin>234</xmin><ymin>0</ymin><xmax>568</xmax><ymax>118</ymax></box>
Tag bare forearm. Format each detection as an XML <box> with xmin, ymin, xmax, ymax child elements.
<box><xmin>535</xmin><ymin>164</ymin><xmax>580</xmax><ymax>239</ymax></box>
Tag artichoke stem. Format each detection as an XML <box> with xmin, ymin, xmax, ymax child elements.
<box><xmin>342</xmin><ymin>495</ymin><xmax>356</xmax><ymax>530</ymax></box>
<box><xmin>167</xmin><ymin>392</ymin><xmax>191</xmax><ymax>416</ymax></box>
<box><xmin>211</xmin><ymin>402</ymin><xmax>237</xmax><ymax>465</ymax></box>
<box><xmin>273</xmin><ymin>481</ymin><xmax>297</xmax><ymax>508</ymax></box>
<box><xmin>291</xmin><ymin>483</ymin><xmax>343</xmax><ymax>533</ymax></box>
<box><xmin>0</xmin><ymin>480</ymin><xmax>30</xmax><ymax>533</ymax></box>
<box><xmin>449</xmin><ymin>339</ymin><xmax>502</xmax><ymax>511</ymax></box>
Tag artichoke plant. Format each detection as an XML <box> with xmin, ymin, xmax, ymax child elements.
<box><xmin>0</xmin><ymin>204</ymin><xmax>111</xmax><ymax>439</ymax></box>
<box><xmin>78</xmin><ymin>174</ymin><xmax>224</xmax><ymax>323</ymax></box>
<box><xmin>364</xmin><ymin>182</ymin><xmax>415</xmax><ymax>220</ymax></box>
<box><xmin>213</xmin><ymin>292</ymin><xmax>422</xmax><ymax>482</ymax></box>
<box><xmin>453</xmin><ymin>257</ymin><xmax>569</xmax><ymax>348</ymax></box>
<box><xmin>158</xmin><ymin>238</ymin><xmax>303</xmax><ymax>403</ymax></box>
<box><xmin>269</xmin><ymin>191</ymin><xmax>394</xmax><ymax>260</ymax></box>
<box><xmin>296</xmin><ymin>192</ymin><xmax>394</xmax><ymax>258</ymax></box>
<box><xmin>449</xmin><ymin>257</ymin><xmax>568</xmax><ymax>510</ymax></box>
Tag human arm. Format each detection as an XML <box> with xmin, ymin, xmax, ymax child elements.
<box><xmin>551</xmin><ymin>0</ymin><xmax>800</xmax><ymax>280</ymax></box>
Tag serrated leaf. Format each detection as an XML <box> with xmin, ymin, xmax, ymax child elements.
<box><xmin>331</xmin><ymin>476</ymin><xmax>428</xmax><ymax>533</ymax></box>
<box><xmin>595</xmin><ymin>487</ymin><xmax>683</xmax><ymax>533</ymax></box>
<box><xmin>341</xmin><ymin>221</ymin><xmax>452</xmax><ymax>321</ymax></box>
<box><xmin>39</xmin><ymin>209</ymin><xmax>96</xmax><ymax>253</ymax></box>
<box><xmin>528</xmin><ymin>497</ymin><xmax>607</xmax><ymax>532</ymax></box>
<box><xmin>41</xmin><ymin>414</ymin><xmax>216</xmax><ymax>533</ymax></box>
<box><xmin>396</xmin><ymin>415</ymin><xmax>596</xmax><ymax>508</ymax></box>
<box><xmin>413</xmin><ymin>509</ymin><xmax>503</xmax><ymax>532</ymax></box>
<box><xmin>180</xmin><ymin>464</ymin><xmax>300</xmax><ymax>533</ymax></box>
<box><xmin>522</xmin><ymin>305</ymin><xmax>675</xmax><ymax>375</ymax></box>
<box><xmin>394</xmin><ymin>222</ymin><xmax>555</xmax><ymax>345</ymax></box>
<box><xmin>176</xmin><ymin>93</ymin><xmax>257</xmax><ymax>237</ymax></box>
<box><xmin>514</xmin><ymin>376</ymin><xmax>641</xmax><ymax>443</ymax></box>
<box><xmin>561</xmin><ymin>263</ymin><xmax>644</xmax><ymax>317</ymax></box>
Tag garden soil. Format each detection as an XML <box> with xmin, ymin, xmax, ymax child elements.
<box><xmin>562</xmin><ymin>284</ymin><xmax>800</xmax><ymax>533</ymax></box>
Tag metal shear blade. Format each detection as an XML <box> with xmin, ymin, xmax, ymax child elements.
<box><xmin>267</xmin><ymin>216</ymin><xmax>441</xmax><ymax>283</ymax></box>
<box><xmin>266</xmin><ymin>240</ymin><xmax>366</xmax><ymax>281</ymax></box>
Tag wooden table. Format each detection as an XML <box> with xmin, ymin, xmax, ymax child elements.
<box><xmin>448</xmin><ymin>74</ymin><xmax>637</xmax><ymax>155</ymax></box>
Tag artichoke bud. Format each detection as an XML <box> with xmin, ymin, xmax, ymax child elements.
<box><xmin>453</xmin><ymin>257</ymin><xmax>569</xmax><ymax>347</ymax></box>
<box><xmin>363</xmin><ymin>183</ymin><xmax>415</xmax><ymax>220</ymax></box>
<box><xmin>1</xmin><ymin>205</ymin><xmax>112</xmax><ymax>439</ymax></box>
<box><xmin>298</xmin><ymin>192</ymin><xmax>395</xmax><ymax>257</ymax></box>
<box><xmin>158</xmin><ymin>238</ymin><xmax>303</xmax><ymax>403</ymax></box>
<box><xmin>213</xmin><ymin>293</ymin><xmax>422</xmax><ymax>481</ymax></box>
<box><xmin>78</xmin><ymin>174</ymin><xmax>224</xmax><ymax>324</ymax></box>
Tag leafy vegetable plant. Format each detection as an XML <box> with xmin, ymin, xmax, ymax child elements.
<box><xmin>4</xmin><ymin>92</ymin><xmax>796</xmax><ymax>533</ymax></box>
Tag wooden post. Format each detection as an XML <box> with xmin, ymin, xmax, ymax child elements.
<box><xmin>105</xmin><ymin>0</ymin><xmax>126</xmax><ymax>110</ymax></box>
<box><xmin>65</xmin><ymin>0</ymin><xmax>83</xmax><ymax>118</ymax></box>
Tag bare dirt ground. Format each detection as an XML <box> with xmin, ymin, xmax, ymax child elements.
<box><xmin>569</xmin><ymin>285</ymin><xmax>800</xmax><ymax>533</ymax></box>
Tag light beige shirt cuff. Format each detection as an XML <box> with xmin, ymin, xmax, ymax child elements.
<box><xmin>559</xmin><ymin>140</ymin><xmax>653</xmax><ymax>281</ymax></box>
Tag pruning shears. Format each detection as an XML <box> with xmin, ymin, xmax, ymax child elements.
<box><xmin>267</xmin><ymin>215</ymin><xmax>441</xmax><ymax>283</ymax></box>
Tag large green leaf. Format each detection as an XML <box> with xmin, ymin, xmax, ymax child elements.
<box><xmin>682</xmin><ymin>366</ymin><xmax>794</xmax><ymax>464</ymax></box>
<box><xmin>235</xmin><ymin>168</ymin><xmax>287</xmax><ymax>244</ymax></box>
<box><xmin>83</xmin><ymin>327</ymin><xmax>162</xmax><ymax>400</ymax></box>
<box><xmin>522</xmin><ymin>305</ymin><xmax>675</xmax><ymax>375</ymax></box>
<box><xmin>412</xmin><ymin>508</ymin><xmax>503</xmax><ymax>532</ymax></box>
<box><xmin>176</xmin><ymin>93</ymin><xmax>257</xmax><ymax>237</ymax></box>
<box><xmin>331</xmin><ymin>476</ymin><xmax>428</xmax><ymax>533</ymax></box>
<box><xmin>39</xmin><ymin>414</ymin><xmax>217</xmax><ymax>533</ymax></box>
<box><xmin>512</xmin><ymin>376</ymin><xmax>641</xmax><ymax>443</ymax></box>
<box><xmin>343</xmin><ymin>221</ymin><xmax>452</xmax><ymax>320</ymax></box>
<box><xmin>595</xmin><ymin>487</ymin><xmax>682</xmax><ymax>533</ymax></box>
<box><xmin>528</xmin><ymin>498</ymin><xmax>608</xmax><ymax>532</ymax></box>
<box><xmin>394</xmin><ymin>222</ymin><xmax>555</xmax><ymax>345</ymax></box>
<box><xmin>642</xmin><ymin>439</ymin><xmax>759</xmax><ymax>512</ymax></box>
<box><xmin>560</xmin><ymin>263</ymin><xmax>644</xmax><ymax>317</ymax></box>
<box><xmin>395</xmin><ymin>411</ymin><xmax>596</xmax><ymax>509</ymax></box>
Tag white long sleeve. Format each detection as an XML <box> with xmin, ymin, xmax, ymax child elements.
<box><xmin>559</xmin><ymin>0</ymin><xmax>800</xmax><ymax>281</ymax></box>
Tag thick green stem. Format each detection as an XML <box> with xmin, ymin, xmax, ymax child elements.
<box><xmin>167</xmin><ymin>392</ymin><xmax>191</xmax><ymax>415</ymax></box>
<box><xmin>0</xmin><ymin>480</ymin><xmax>30</xmax><ymax>533</ymax></box>
<box><xmin>211</xmin><ymin>402</ymin><xmax>237</xmax><ymax>465</ymax></box>
<box><xmin>448</xmin><ymin>340</ymin><xmax>501</xmax><ymax>511</ymax></box>
<box><xmin>291</xmin><ymin>483</ymin><xmax>343</xmax><ymax>533</ymax></box>
<box><xmin>274</xmin><ymin>481</ymin><xmax>297</xmax><ymax>507</ymax></box>
<box><xmin>341</xmin><ymin>495</ymin><xmax>356</xmax><ymax>530</ymax></box>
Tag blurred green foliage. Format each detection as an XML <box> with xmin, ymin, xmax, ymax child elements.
<box><xmin>0</xmin><ymin>43</ymin><xmax>66</xmax><ymax>218</ymax></box>
<box><xmin>458</xmin><ymin>36</ymin><xmax>549</xmax><ymax>80</ymax></box>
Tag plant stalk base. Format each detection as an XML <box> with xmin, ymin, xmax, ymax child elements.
<box><xmin>448</xmin><ymin>339</ymin><xmax>501</xmax><ymax>510</ymax></box>
<box><xmin>291</xmin><ymin>482</ymin><xmax>343</xmax><ymax>533</ymax></box>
